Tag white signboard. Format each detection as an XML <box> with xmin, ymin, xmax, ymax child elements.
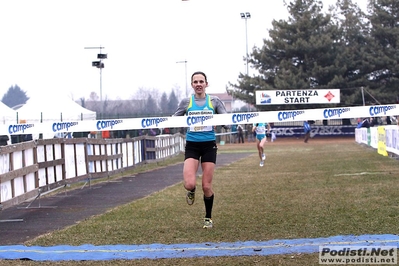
<box><xmin>255</xmin><ymin>89</ymin><xmax>340</xmax><ymax>105</ymax></box>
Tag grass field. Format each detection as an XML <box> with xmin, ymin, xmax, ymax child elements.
<box><xmin>2</xmin><ymin>137</ymin><xmax>399</xmax><ymax>265</ymax></box>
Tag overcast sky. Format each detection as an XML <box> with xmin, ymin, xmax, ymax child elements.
<box><xmin>0</xmin><ymin>0</ymin><xmax>368</xmax><ymax>102</ymax></box>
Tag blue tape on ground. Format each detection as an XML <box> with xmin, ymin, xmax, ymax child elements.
<box><xmin>0</xmin><ymin>234</ymin><xmax>398</xmax><ymax>261</ymax></box>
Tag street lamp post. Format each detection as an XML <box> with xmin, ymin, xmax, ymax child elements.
<box><xmin>240</xmin><ymin>12</ymin><xmax>251</xmax><ymax>75</ymax></box>
<box><xmin>176</xmin><ymin>60</ymin><xmax>188</xmax><ymax>97</ymax></box>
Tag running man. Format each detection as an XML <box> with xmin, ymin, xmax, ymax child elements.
<box><xmin>173</xmin><ymin>71</ymin><xmax>229</xmax><ymax>229</ymax></box>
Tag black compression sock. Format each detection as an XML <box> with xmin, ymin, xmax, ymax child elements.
<box><xmin>204</xmin><ymin>194</ymin><xmax>214</xmax><ymax>219</ymax></box>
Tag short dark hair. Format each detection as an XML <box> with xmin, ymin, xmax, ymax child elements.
<box><xmin>191</xmin><ymin>71</ymin><xmax>207</xmax><ymax>82</ymax></box>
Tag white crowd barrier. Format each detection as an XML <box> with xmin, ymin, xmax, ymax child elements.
<box><xmin>355</xmin><ymin>125</ymin><xmax>399</xmax><ymax>157</ymax></box>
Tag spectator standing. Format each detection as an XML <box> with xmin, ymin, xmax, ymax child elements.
<box><xmin>304</xmin><ymin>120</ymin><xmax>311</xmax><ymax>143</ymax></box>
<box><xmin>231</xmin><ymin>124</ymin><xmax>237</xmax><ymax>143</ymax></box>
<box><xmin>246</xmin><ymin>124</ymin><xmax>254</xmax><ymax>142</ymax></box>
<box><xmin>237</xmin><ymin>125</ymin><xmax>244</xmax><ymax>143</ymax></box>
<box><xmin>0</xmin><ymin>135</ymin><xmax>9</xmax><ymax>146</ymax></box>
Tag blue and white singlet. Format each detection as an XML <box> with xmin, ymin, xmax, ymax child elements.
<box><xmin>186</xmin><ymin>94</ymin><xmax>215</xmax><ymax>142</ymax></box>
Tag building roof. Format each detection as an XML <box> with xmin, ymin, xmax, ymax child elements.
<box><xmin>211</xmin><ymin>92</ymin><xmax>233</xmax><ymax>101</ymax></box>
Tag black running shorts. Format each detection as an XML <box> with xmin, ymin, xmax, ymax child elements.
<box><xmin>184</xmin><ymin>140</ymin><xmax>218</xmax><ymax>163</ymax></box>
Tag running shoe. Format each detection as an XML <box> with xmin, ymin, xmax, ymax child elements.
<box><xmin>261</xmin><ymin>153</ymin><xmax>266</xmax><ymax>160</ymax></box>
<box><xmin>260</xmin><ymin>160</ymin><xmax>264</xmax><ymax>167</ymax></box>
<box><xmin>186</xmin><ymin>190</ymin><xmax>195</xmax><ymax>205</ymax></box>
<box><xmin>203</xmin><ymin>218</ymin><xmax>213</xmax><ymax>229</ymax></box>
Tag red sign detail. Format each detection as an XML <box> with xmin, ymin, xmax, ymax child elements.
<box><xmin>324</xmin><ymin>91</ymin><xmax>335</xmax><ymax>102</ymax></box>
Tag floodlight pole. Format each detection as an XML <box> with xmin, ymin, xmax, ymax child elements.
<box><xmin>240</xmin><ymin>12</ymin><xmax>251</xmax><ymax>111</ymax></box>
<box><xmin>240</xmin><ymin>12</ymin><xmax>251</xmax><ymax>75</ymax></box>
<box><xmin>176</xmin><ymin>60</ymin><xmax>188</xmax><ymax>97</ymax></box>
<box><xmin>84</xmin><ymin>46</ymin><xmax>106</xmax><ymax>102</ymax></box>
<box><xmin>100</xmin><ymin>52</ymin><xmax>103</xmax><ymax>103</ymax></box>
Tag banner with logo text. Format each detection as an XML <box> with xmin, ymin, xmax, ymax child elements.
<box><xmin>1</xmin><ymin>104</ymin><xmax>398</xmax><ymax>136</ymax></box>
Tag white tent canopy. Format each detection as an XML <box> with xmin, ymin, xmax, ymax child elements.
<box><xmin>0</xmin><ymin>102</ymin><xmax>17</xmax><ymax>124</ymax></box>
<box><xmin>16</xmin><ymin>95</ymin><xmax>96</xmax><ymax>123</ymax></box>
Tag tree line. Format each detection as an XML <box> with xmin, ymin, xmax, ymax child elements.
<box><xmin>1</xmin><ymin>85</ymin><xmax>182</xmax><ymax>119</ymax></box>
<box><xmin>81</xmin><ymin>87</ymin><xmax>181</xmax><ymax>119</ymax></box>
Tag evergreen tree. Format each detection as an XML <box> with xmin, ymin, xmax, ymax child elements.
<box><xmin>366</xmin><ymin>0</ymin><xmax>399</xmax><ymax>103</ymax></box>
<box><xmin>228</xmin><ymin>0</ymin><xmax>399</xmax><ymax>108</ymax></box>
<box><xmin>329</xmin><ymin>0</ymin><xmax>373</xmax><ymax>106</ymax></box>
<box><xmin>167</xmin><ymin>89</ymin><xmax>179</xmax><ymax>114</ymax></box>
<box><xmin>146</xmin><ymin>95</ymin><xmax>159</xmax><ymax>115</ymax></box>
<box><xmin>229</xmin><ymin>0</ymin><xmax>339</xmax><ymax>110</ymax></box>
<box><xmin>159</xmin><ymin>92</ymin><xmax>169</xmax><ymax>115</ymax></box>
<box><xmin>2</xmin><ymin>85</ymin><xmax>29</xmax><ymax>108</ymax></box>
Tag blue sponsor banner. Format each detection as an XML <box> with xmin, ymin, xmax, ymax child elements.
<box><xmin>272</xmin><ymin>125</ymin><xmax>356</xmax><ymax>138</ymax></box>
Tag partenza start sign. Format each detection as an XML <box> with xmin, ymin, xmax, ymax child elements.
<box><xmin>255</xmin><ymin>89</ymin><xmax>340</xmax><ymax>105</ymax></box>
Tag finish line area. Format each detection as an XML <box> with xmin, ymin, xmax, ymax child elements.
<box><xmin>0</xmin><ymin>234</ymin><xmax>398</xmax><ymax>261</ymax></box>
<box><xmin>0</xmin><ymin>105</ymin><xmax>398</xmax><ymax>262</ymax></box>
<box><xmin>3</xmin><ymin>104</ymin><xmax>399</xmax><ymax>136</ymax></box>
